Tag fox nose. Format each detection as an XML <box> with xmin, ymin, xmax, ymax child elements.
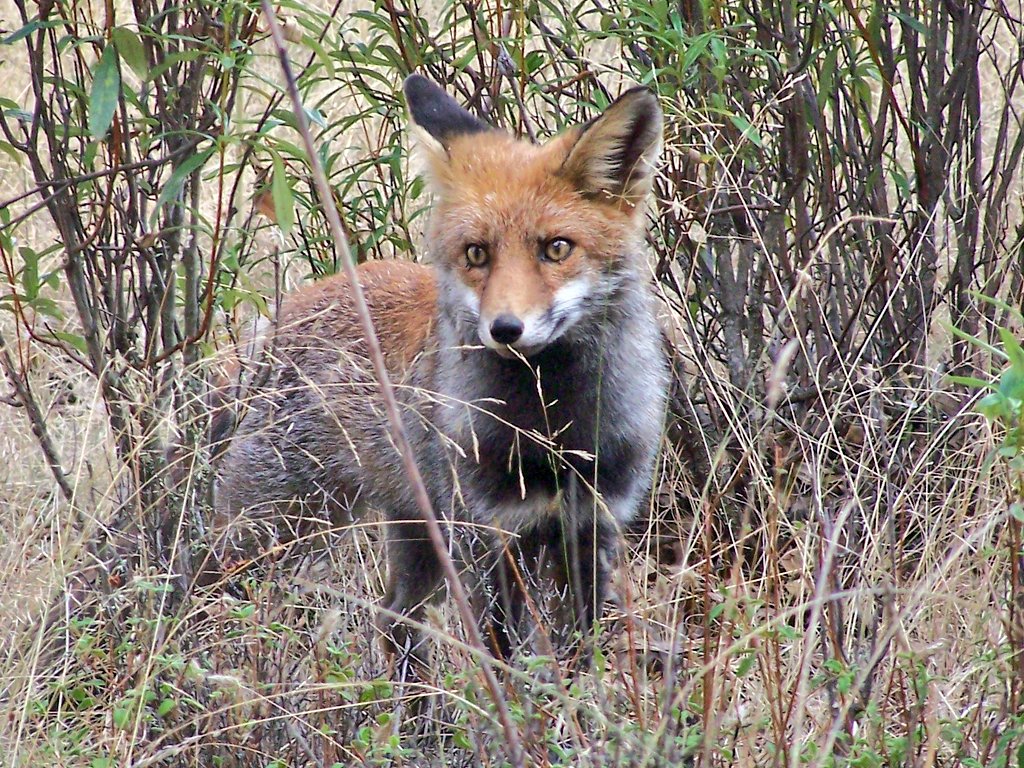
<box><xmin>490</xmin><ymin>314</ymin><xmax>524</xmax><ymax>345</ymax></box>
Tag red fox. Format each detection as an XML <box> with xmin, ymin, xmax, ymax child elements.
<box><xmin>211</xmin><ymin>75</ymin><xmax>669</xmax><ymax>665</ymax></box>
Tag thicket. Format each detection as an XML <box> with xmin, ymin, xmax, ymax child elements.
<box><xmin>1</xmin><ymin>0</ymin><xmax>1022</xmax><ymax>765</ymax></box>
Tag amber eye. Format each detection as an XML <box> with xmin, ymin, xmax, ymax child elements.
<box><xmin>543</xmin><ymin>238</ymin><xmax>574</xmax><ymax>262</ymax></box>
<box><xmin>465</xmin><ymin>244</ymin><xmax>489</xmax><ymax>267</ymax></box>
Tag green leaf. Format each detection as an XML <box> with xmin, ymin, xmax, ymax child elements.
<box><xmin>1009</xmin><ymin>502</ymin><xmax>1024</xmax><ymax>523</ymax></box>
<box><xmin>977</xmin><ymin>392</ymin><xmax>1007</xmax><ymax>420</ymax></box>
<box><xmin>0</xmin><ymin>139</ymin><xmax>22</xmax><ymax>165</ymax></box>
<box><xmin>729</xmin><ymin>113</ymin><xmax>764</xmax><ymax>148</ymax></box>
<box><xmin>26</xmin><ymin>296</ymin><xmax>61</xmax><ymax>319</ymax></box>
<box><xmin>998</xmin><ymin>366</ymin><xmax>1024</xmax><ymax>402</ymax></box>
<box><xmin>736</xmin><ymin>651</ymin><xmax>757</xmax><ymax>677</ymax></box>
<box><xmin>305</xmin><ymin>106</ymin><xmax>326</xmax><ymax>129</ymax></box>
<box><xmin>866</xmin><ymin>1</ymin><xmax>883</xmax><ymax>48</ymax></box>
<box><xmin>51</xmin><ymin>330</ymin><xmax>88</xmax><ymax>355</ymax></box>
<box><xmin>157</xmin><ymin>698</ymin><xmax>176</xmax><ymax>717</ymax></box>
<box><xmin>998</xmin><ymin>328</ymin><xmax>1024</xmax><ymax>369</ymax></box>
<box><xmin>4</xmin><ymin>107</ymin><xmax>32</xmax><ymax>123</ymax></box>
<box><xmin>146</xmin><ymin>49</ymin><xmax>207</xmax><ymax>83</ymax></box>
<box><xmin>947</xmin><ymin>322</ymin><xmax>1006</xmax><ymax>360</ymax></box>
<box><xmin>89</xmin><ymin>45</ymin><xmax>121</xmax><ymax>139</ymax></box>
<box><xmin>891</xmin><ymin>10</ymin><xmax>928</xmax><ymax>38</ymax></box>
<box><xmin>271</xmin><ymin>151</ymin><xmax>295</xmax><ymax>236</ymax></box>
<box><xmin>111</xmin><ymin>27</ymin><xmax>149</xmax><ymax>80</ymax></box>
<box><xmin>2</xmin><ymin>20</ymin><xmax>41</xmax><ymax>45</ymax></box>
<box><xmin>301</xmin><ymin>33</ymin><xmax>335</xmax><ymax>78</ymax></box>
<box><xmin>817</xmin><ymin>45</ymin><xmax>838</xmax><ymax>109</ymax></box>
<box><xmin>151</xmin><ymin>146</ymin><xmax>214</xmax><ymax>224</ymax></box>
<box><xmin>19</xmin><ymin>246</ymin><xmax>39</xmax><ymax>301</ymax></box>
<box><xmin>946</xmin><ymin>374</ymin><xmax>995</xmax><ymax>392</ymax></box>
<box><xmin>679</xmin><ymin>33</ymin><xmax>712</xmax><ymax>74</ymax></box>
<box><xmin>970</xmin><ymin>290</ymin><xmax>1024</xmax><ymax>326</ymax></box>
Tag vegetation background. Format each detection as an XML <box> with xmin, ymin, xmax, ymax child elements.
<box><xmin>1</xmin><ymin>0</ymin><xmax>1023</xmax><ymax>765</ymax></box>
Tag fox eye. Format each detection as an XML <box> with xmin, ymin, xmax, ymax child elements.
<box><xmin>543</xmin><ymin>238</ymin><xmax>574</xmax><ymax>262</ymax></box>
<box><xmin>465</xmin><ymin>244</ymin><xmax>489</xmax><ymax>268</ymax></box>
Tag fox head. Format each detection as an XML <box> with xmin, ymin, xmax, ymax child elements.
<box><xmin>404</xmin><ymin>75</ymin><xmax>662</xmax><ymax>358</ymax></box>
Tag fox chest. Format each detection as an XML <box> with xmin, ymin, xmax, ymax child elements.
<box><xmin>440</xmin><ymin>354</ymin><xmax>639</xmax><ymax>510</ymax></box>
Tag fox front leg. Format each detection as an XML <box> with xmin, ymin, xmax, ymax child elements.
<box><xmin>467</xmin><ymin>502</ymin><xmax>621</xmax><ymax>665</ymax></box>
<box><xmin>451</xmin><ymin>528</ymin><xmax>527</xmax><ymax>662</ymax></box>
<box><xmin>549</xmin><ymin>498</ymin><xmax>620</xmax><ymax>663</ymax></box>
<box><xmin>377</xmin><ymin>519</ymin><xmax>445</xmax><ymax>678</ymax></box>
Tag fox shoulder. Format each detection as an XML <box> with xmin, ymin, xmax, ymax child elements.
<box><xmin>275</xmin><ymin>261</ymin><xmax>438</xmax><ymax>373</ymax></box>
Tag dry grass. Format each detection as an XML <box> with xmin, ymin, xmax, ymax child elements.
<box><xmin>1</xmin><ymin>0</ymin><xmax>1023</xmax><ymax>765</ymax></box>
<box><xmin>4</xmin><ymin>317</ymin><xmax>1018</xmax><ymax>768</ymax></box>
<box><xmin>1</xmin><ymin>246</ymin><xmax>1018</xmax><ymax>766</ymax></box>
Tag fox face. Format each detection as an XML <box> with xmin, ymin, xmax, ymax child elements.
<box><xmin>405</xmin><ymin>76</ymin><xmax>662</xmax><ymax>357</ymax></box>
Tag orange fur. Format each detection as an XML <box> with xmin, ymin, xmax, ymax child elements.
<box><xmin>421</xmin><ymin>130</ymin><xmax>641</xmax><ymax>324</ymax></box>
<box><xmin>277</xmin><ymin>260</ymin><xmax>437</xmax><ymax>373</ymax></box>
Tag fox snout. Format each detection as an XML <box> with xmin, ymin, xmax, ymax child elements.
<box><xmin>478</xmin><ymin>308</ymin><xmax>557</xmax><ymax>357</ymax></box>
<box><xmin>474</xmin><ymin>274</ymin><xmax>598</xmax><ymax>358</ymax></box>
<box><xmin>478</xmin><ymin>310</ymin><xmax>547</xmax><ymax>358</ymax></box>
<box><xmin>478</xmin><ymin>310</ymin><xmax>535</xmax><ymax>357</ymax></box>
<box><xmin>488</xmin><ymin>314</ymin><xmax>524</xmax><ymax>345</ymax></box>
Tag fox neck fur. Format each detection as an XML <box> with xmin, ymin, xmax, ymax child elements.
<box><xmin>431</xmin><ymin>255</ymin><xmax>666</xmax><ymax>532</ymax></box>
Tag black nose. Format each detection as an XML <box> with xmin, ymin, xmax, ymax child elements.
<box><xmin>490</xmin><ymin>314</ymin><xmax>524</xmax><ymax>345</ymax></box>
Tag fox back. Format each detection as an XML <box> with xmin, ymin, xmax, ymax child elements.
<box><xmin>213</xmin><ymin>75</ymin><xmax>669</xmax><ymax>665</ymax></box>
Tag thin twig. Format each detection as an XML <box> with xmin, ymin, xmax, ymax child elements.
<box><xmin>0</xmin><ymin>325</ymin><xmax>75</xmax><ymax>504</ymax></box>
<box><xmin>258</xmin><ymin>5</ymin><xmax>525</xmax><ymax>765</ymax></box>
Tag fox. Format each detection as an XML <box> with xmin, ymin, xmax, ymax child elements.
<box><xmin>210</xmin><ymin>74</ymin><xmax>669</xmax><ymax>666</ymax></box>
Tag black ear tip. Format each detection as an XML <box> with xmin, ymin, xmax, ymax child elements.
<box><xmin>403</xmin><ymin>73</ymin><xmax>440</xmax><ymax>105</ymax></box>
<box><xmin>622</xmin><ymin>85</ymin><xmax>657</xmax><ymax>97</ymax></box>
<box><xmin>617</xmin><ymin>86</ymin><xmax>662</xmax><ymax>117</ymax></box>
<box><xmin>402</xmin><ymin>73</ymin><xmax>490</xmax><ymax>144</ymax></box>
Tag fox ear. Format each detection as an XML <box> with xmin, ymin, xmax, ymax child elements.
<box><xmin>403</xmin><ymin>74</ymin><xmax>489</xmax><ymax>151</ymax></box>
<box><xmin>561</xmin><ymin>88</ymin><xmax>662</xmax><ymax>209</ymax></box>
